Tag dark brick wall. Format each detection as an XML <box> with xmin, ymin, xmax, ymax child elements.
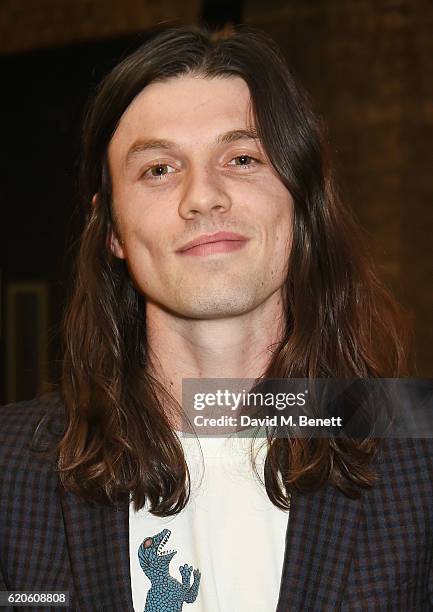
<box><xmin>0</xmin><ymin>0</ymin><xmax>201</xmax><ymax>53</ymax></box>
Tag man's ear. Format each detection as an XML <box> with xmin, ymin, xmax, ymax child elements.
<box><xmin>92</xmin><ymin>192</ymin><xmax>126</xmax><ymax>259</ymax></box>
<box><xmin>109</xmin><ymin>230</ymin><xmax>126</xmax><ymax>259</ymax></box>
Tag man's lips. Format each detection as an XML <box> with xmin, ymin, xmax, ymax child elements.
<box><xmin>176</xmin><ymin>231</ymin><xmax>248</xmax><ymax>254</ymax></box>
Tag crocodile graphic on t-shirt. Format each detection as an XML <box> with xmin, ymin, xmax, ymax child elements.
<box><xmin>138</xmin><ymin>528</ymin><xmax>201</xmax><ymax>612</ymax></box>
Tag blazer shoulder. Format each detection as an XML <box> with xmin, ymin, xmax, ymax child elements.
<box><xmin>0</xmin><ymin>391</ymin><xmax>66</xmax><ymax>475</ymax></box>
<box><xmin>374</xmin><ymin>436</ymin><xmax>433</xmax><ymax>504</ymax></box>
<box><xmin>377</xmin><ymin>436</ymin><xmax>433</xmax><ymax>465</ymax></box>
<box><xmin>375</xmin><ymin>379</ymin><xmax>433</xmax><ymax>474</ymax></box>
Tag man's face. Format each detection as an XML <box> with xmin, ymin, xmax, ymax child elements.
<box><xmin>107</xmin><ymin>75</ymin><xmax>294</xmax><ymax>319</ymax></box>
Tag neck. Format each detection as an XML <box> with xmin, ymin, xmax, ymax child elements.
<box><xmin>145</xmin><ymin>290</ymin><xmax>286</xmax><ymax>430</ymax></box>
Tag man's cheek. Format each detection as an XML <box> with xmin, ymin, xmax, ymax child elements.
<box><xmin>128</xmin><ymin>235</ymin><xmax>164</xmax><ymax>264</ymax></box>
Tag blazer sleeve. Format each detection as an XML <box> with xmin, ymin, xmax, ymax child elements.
<box><xmin>0</xmin><ymin>562</ymin><xmax>8</xmax><ymax>589</ymax></box>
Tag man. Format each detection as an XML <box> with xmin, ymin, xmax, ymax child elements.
<box><xmin>1</xmin><ymin>25</ymin><xmax>432</xmax><ymax>612</ymax></box>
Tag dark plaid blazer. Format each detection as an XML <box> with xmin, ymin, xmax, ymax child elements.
<box><xmin>1</xmin><ymin>391</ymin><xmax>433</xmax><ymax>611</ymax></box>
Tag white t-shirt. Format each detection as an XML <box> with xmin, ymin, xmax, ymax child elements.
<box><xmin>129</xmin><ymin>431</ymin><xmax>289</xmax><ymax>612</ymax></box>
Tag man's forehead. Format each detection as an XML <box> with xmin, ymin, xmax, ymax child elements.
<box><xmin>108</xmin><ymin>79</ymin><xmax>263</xmax><ymax>166</ymax></box>
<box><xmin>126</xmin><ymin>73</ymin><xmax>250</xmax><ymax>110</ymax></box>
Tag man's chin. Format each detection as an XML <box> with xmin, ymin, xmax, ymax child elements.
<box><xmin>173</xmin><ymin>296</ymin><xmax>260</xmax><ymax>319</ymax></box>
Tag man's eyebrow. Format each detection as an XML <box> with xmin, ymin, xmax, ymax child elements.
<box><xmin>124</xmin><ymin>128</ymin><xmax>260</xmax><ymax>166</ymax></box>
<box><xmin>216</xmin><ymin>128</ymin><xmax>260</xmax><ymax>145</ymax></box>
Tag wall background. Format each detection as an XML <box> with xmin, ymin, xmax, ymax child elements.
<box><xmin>1</xmin><ymin>0</ymin><xmax>432</xmax><ymax>402</ymax></box>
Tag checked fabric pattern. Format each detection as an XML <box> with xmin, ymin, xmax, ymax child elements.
<box><xmin>1</xmin><ymin>390</ymin><xmax>433</xmax><ymax>611</ymax></box>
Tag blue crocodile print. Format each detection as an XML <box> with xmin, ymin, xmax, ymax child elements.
<box><xmin>139</xmin><ymin>528</ymin><xmax>201</xmax><ymax>611</ymax></box>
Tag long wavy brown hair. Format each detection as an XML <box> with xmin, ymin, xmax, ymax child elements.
<box><xmin>56</xmin><ymin>24</ymin><xmax>411</xmax><ymax>513</ymax></box>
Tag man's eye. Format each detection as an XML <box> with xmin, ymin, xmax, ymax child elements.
<box><xmin>228</xmin><ymin>155</ymin><xmax>259</xmax><ymax>167</ymax></box>
<box><xmin>143</xmin><ymin>164</ymin><xmax>176</xmax><ymax>180</ymax></box>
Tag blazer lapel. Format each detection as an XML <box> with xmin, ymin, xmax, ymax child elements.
<box><xmin>277</xmin><ymin>484</ymin><xmax>363</xmax><ymax>611</ymax></box>
<box><xmin>60</xmin><ymin>488</ymin><xmax>134</xmax><ymax>611</ymax></box>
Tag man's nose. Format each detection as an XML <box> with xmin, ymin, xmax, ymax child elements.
<box><xmin>177</xmin><ymin>165</ymin><xmax>232</xmax><ymax>219</ymax></box>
